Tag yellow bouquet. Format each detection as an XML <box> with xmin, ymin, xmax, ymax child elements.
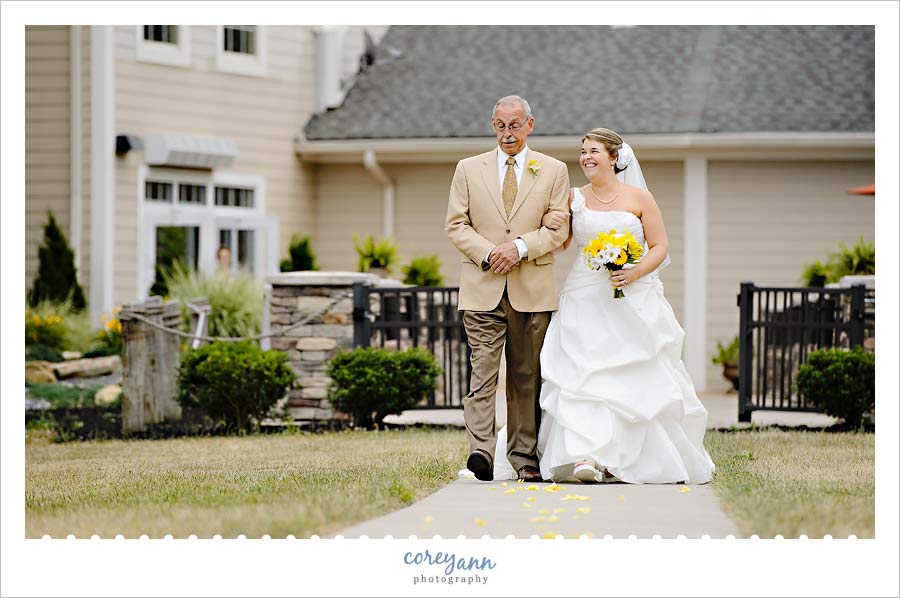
<box><xmin>583</xmin><ymin>228</ymin><xmax>644</xmax><ymax>298</ymax></box>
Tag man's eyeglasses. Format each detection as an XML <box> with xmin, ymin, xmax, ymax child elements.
<box><xmin>493</xmin><ymin>121</ymin><xmax>525</xmax><ymax>133</ymax></box>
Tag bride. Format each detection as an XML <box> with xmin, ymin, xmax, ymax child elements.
<box><xmin>469</xmin><ymin>128</ymin><xmax>715</xmax><ymax>485</ymax></box>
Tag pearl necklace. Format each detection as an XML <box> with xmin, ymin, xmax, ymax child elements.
<box><xmin>587</xmin><ymin>181</ymin><xmax>621</xmax><ymax>205</ymax></box>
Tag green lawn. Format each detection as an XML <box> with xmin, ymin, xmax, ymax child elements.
<box><xmin>25</xmin><ymin>427</ymin><xmax>874</xmax><ymax>539</ymax></box>
<box><xmin>25</xmin><ymin>428</ymin><xmax>468</xmax><ymax>538</ymax></box>
<box><xmin>705</xmin><ymin>429</ymin><xmax>875</xmax><ymax>538</ymax></box>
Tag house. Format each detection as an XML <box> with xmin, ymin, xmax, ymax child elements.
<box><xmin>297</xmin><ymin>25</ymin><xmax>875</xmax><ymax>392</ymax></box>
<box><xmin>25</xmin><ymin>24</ymin><xmax>388</xmax><ymax>324</ymax></box>
<box><xmin>25</xmin><ymin>25</ymin><xmax>874</xmax><ymax>392</ymax></box>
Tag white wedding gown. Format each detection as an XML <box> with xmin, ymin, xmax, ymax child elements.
<box><xmin>462</xmin><ymin>188</ymin><xmax>715</xmax><ymax>484</ymax></box>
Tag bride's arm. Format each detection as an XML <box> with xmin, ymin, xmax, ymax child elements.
<box><xmin>632</xmin><ymin>189</ymin><xmax>669</xmax><ymax>277</ymax></box>
<box><xmin>542</xmin><ymin>189</ymin><xmax>574</xmax><ymax>254</ymax></box>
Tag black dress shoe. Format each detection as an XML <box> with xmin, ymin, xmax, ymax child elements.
<box><xmin>467</xmin><ymin>452</ymin><xmax>493</xmax><ymax>481</ymax></box>
<box><xmin>517</xmin><ymin>465</ymin><xmax>543</xmax><ymax>482</ymax></box>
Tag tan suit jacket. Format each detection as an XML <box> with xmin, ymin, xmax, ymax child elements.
<box><xmin>446</xmin><ymin>148</ymin><xmax>570</xmax><ymax>312</ymax></box>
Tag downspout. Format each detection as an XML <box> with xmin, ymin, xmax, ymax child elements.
<box><xmin>69</xmin><ymin>26</ymin><xmax>82</xmax><ymax>277</ymax></box>
<box><xmin>90</xmin><ymin>26</ymin><xmax>115</xmax><ymax>325</ymax></box>
<box><xmin>362</xmin><ymin>149</ymin><xmax>394</xmax><ymax>239</ymax></box>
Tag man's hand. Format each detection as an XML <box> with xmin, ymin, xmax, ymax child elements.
<box><xmin>488</xmin><ymin>242</ymin><xmax>521</xmax><ymax>275</ymax></box>
<box><xmin>542</xmin><ymin>210</ymin><xmax>569</xmax><ymax>230</ymax></box>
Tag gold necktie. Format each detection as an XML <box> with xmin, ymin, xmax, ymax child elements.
<box><xmin>502</xmin><ymin>156</ymin><xmax>517</xmax><ymax>217</ymax></box>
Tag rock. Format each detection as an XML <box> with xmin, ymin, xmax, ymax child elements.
<box><xmin>62</xmin><ymin>351</ymin><xmax>83</xmax><ymax>360</ymax></box>
<box><xmin>322</xmin><ymin>312</ymin><xmax>349</xmax><ymax>325</ymax></box>
<box><xmin>25</xmin><ymin>361</ymin><xmax>57</xmax><ymax>384</ymax></box>
<box><xmin>94</xmin><ymin>384</ymin><xmax>122</xmax><ymax>407</ymax></box>
<box><xmin>295</xmin><ymin>337</ymin><xmax>338</xmax><ymax>351</ymax></box>
<box><xmin>53</xmin><ymin>355</ymin><xmax>122</xmax><ymax>379</ymax></box>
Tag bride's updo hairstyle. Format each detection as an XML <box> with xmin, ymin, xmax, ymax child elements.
<box><xmin>582</xmin><ymin>128</ymin><xmax>628</xmax><ymax>174</ymax></box>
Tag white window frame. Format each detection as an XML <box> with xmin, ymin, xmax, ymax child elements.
<box><xmin>216</xmin><ymin>25</ymin><xmax>267</xmax><ymax>77</ymax></box>
<box><xmin>136</xmin><ymin>166</ymin><xmax>278</xmax><ymax>300</ymax></box>
<box><xmin>135</xmin><ymin>25</ymin><xmax>191</xmax><ymax>68</ymax></box>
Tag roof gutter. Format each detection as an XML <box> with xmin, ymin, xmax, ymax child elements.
<box><xmin>362</xmin><ymin>150</ymin><xmax>395</xmax><ymax>239</ymax></box>
<box><xmin>297</xmin><ymin>132</ymin><xmax>875</xmax><ymax>164</ymax></box>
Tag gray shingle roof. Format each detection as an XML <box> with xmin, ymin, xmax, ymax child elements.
<box><xmin>303</xmin><ymin>25</ymin><xmax>874</xmax><ymax>140</ymax></box>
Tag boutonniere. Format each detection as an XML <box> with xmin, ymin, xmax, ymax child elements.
<box><xmin>528</xmin><ymin>159</ymin><xmax>542</xmax><ymax>176</ymax></box>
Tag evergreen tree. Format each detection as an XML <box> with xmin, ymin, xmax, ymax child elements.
<box><xmin>28</xmin><ymin>212</ymin><xmax>86</xmax><ymax>310</ymax></box>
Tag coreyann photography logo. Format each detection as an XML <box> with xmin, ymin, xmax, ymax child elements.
<box><xmin>403</xmin><ymin>548</ymin><xmax>496</xmax><ymax>586</ymax></box>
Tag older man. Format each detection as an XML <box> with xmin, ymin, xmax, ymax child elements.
<box><xmin>445</xmin><ymin>95</ymin><xmax>570</xmax><ymax>482</ymax></box>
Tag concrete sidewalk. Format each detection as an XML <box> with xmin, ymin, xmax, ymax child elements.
<box><xmin>384</xmin><ymin>390</ymin><xmax>837</xmax><ymax>429</ymax></box>
<box><xmin>335</xmin><ymin>478</ymin><xmax>742</xmax><ymax>539</ymax></box>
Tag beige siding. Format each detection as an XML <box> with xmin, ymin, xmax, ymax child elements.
<box><xmin>706</xmin><ymin>160</ymin><xmax>875</xmax><ymax>391</ymax></box>
<box><xmin>113</xmin><ymin>25</ymin><xmax>317</xmax><ymax>305</ymax></box>
<box><xmin>315</xmin><ymin>165</ymin><xmax>384</xmax><ymax>271</ymax></box>
<box><xmin>25</xmin><ymin>26</ymin><xmax>71</xmax><ymax>291</ymax></box>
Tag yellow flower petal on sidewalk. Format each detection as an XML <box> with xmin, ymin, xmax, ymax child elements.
<box><xmin>576</xmin><ymin>507</ymin><xmax>591</xmax><ymax>514</ymax></box>
<box><xmin>538</xmin><ymin>508</ymin><xmax>549</xmax><ymax>515</ymax></box>
<box><xmin>561</xmin><ymin>494</ymin><xmax>591</xmax><ymax>501</ymax></box>
<box><xmin>679</xmin><ymin>486</ymin><xmax>691</xmax><ymax>493</ymax></box>
<box><xmin>617</xmin><ymin>495</ymin><xmax>626</xmax><ymax>502</ymax></box>
<box><xmin>487</xmin><ymin>486</ymin><xmax>497</xmax><ymax>491</ymax></box>
<box><xmin>527</xmin><ymin>496</ymin><xmax>537</xmax><ymax>502</ymax></box>
<box><xmin>500</xmin><ymin>482</ymin><xmax>508</xmax><ymax>487</ymax></box>
<box><xmin>547</xmin><ymin>515</ymin><xmax>560</xmax><ymax>523</ymax></box>
<box><xmin>423</xmin><ymin>516</ymin><xmax>434</xmax><ymax>523</ymax></box>
<box><xmin>521</xmin><ymin>502</ymin><xmax>533</xmax><ymax>509</ymax></box>
<box><xmin>553</xmin><ymin>508</ymin><xmax>566</xmax><ymax>513</ymax></box>
<box><xmin>542</xmin><ymin>532</ymin><xmax>560</xmax><ymax>539</ymax></box>
<box><xmin>526</xmin><ymin>485</ymin><xmax>539</xmax><ymax>491</ymax></box>
<box><xmin>504</xmin><ymin>488</ymin><xmax>517</xmax><ymax>494</ymax></box>
<box><xmin>518</xmin><ymin>479</ymin><xmax>524</xmax><ymax>485</ymax></box>
<box><xmin>530</xmin><ymin>516</ymin><xmax>547</xmax><ymax>523</ymax></box>
<box><xmin>475</xmin><ymin>518</ymin><xmax>487</xmax><ymax>527</ymax></box>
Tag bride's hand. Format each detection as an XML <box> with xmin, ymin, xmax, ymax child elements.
<box><xmin>609</xmin><ymin>267</ymin><xmax>640</xmax><ymax>288</ymax></box>
<box><xmin>542</xmin><ymin>210</ymin><xmax>569</xmax><ymax>230</ymax></box>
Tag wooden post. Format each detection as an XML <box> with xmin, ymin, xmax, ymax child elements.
<box><xmin>119</xmin><ymin>296</ymin><xmax>184</xmax><ymax>434</ymax></box>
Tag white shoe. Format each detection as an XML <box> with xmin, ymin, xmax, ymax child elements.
<box><xmin>574</xmin><ymin>461</ymin><xmax>604</xmax><ymax>484</ymax></box>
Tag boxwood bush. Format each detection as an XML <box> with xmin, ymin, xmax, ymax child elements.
<box><xmin>177</xmin><ymin>341</ymin><xmax>295</xmax><ymax>433</ymax></box>
<box><xmin>795</xmin><ymin>346</ymin><xmax>875</xmax><ymax>429</ymax></box>
<box><xmin>326</xmin><ymin>347</ymin><xmax>442</xmax><ymax>429</ymax></box>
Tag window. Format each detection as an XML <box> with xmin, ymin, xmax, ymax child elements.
<box><xmin>136</xmin><ymin>25</ymin><xmax>190</xmax><ymax>67</ymax></box>
<box><xmin>215</xmin><ymin>186</ymin><xmax>254</xmax><ymax>208</ymax></box>
<box><xmin>143</xmin><ymin>26</ymin><xmax>178</xmax><ymax>44</ymax></box>
<box><xmin>223</xmin><ymin>26</ymin><xmax>257</xmax><ymax>55</ymax></box>
<box><xmin>145</xmin><ymin>181</ymin><xmax>173</xmax><ymax>203</ymax></box>
<box><xmin>138</xmin><ymin>168</ymin><xmax>276</xmax><ymax>299</ymax></box>
<box><xmin>179</xmin><ymin>184</ymin><xmax>206</xmax><ymax>205</ymax></box>
<box><xmin>216</xmin><ymin>25</ymin><xmax>267</xmax><ymax>77</ymax></box>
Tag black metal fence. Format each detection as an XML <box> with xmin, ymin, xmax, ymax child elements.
<box><xmin>737</xmin><ymin>281</ymin><xmax>871</xmax><ymax>422</ymax></box>
<box><xmin>352</xmin><ymin>283</ymin><xmax>470</xmax><ymax>408</ymax></box>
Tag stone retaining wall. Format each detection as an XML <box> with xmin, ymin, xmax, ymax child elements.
<box><xmin>267</xmin><ymin>272</ymin><xmax>380</xmax><ymax>422</ymax></box>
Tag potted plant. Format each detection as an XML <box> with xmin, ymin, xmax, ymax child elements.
<box><xmin>712</xmin><ymin>335</ymin><xmax>740</xmax><ymax>391</ymax></box>
<box><xmin>353</xmin><ymin>234</ymin><xmax>398</xmax><ymax>277</ymax></box>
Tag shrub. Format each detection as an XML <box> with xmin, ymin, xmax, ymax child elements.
<box><xmin>801</xmin><ymin>237</ymin><xmax>875</xmax><ymax>286</ymax></box>
<box><xmin>163</xmin><ymin>261</ymin><xmax>263</xmax><ymax>338</ymax></box>
<box><xmin>28</xmin><ymin>212</ymin><xmax>86</xmax><ymax>310</ymax></box>
<box><xmin>795</xmin><ymin>346</ymin><xmax>875</xmax><ymax>429</ymax></box>
<box><xmin>25</xmin><ymin>344</ymin><xmax>64</xmax><ymax>363</ymax></box>
<box><xmin>280</xmin><ymin>234</ymin><xmax>319</xmax><ymax>272</ymax></box>
<box><xmin>353</xmin><ymin>234</ymin><xmax>399</xmax><ymax>273</ymax></box>
<box><xmin>402</xmin><ymin>254</ymin><xmax>444</xmax><ymax>287</ymax></box>
<box><xmin>94</xmin><ymin>309</ymin><xmax>123</xmax><ymax>355</ymax></box>
<box><xmin>326</xmin><ymin>347</ymin><xmax>442</xmax><ymax>429</ymax></box>
<box><xmin>177</xmin><ymin>341</ymin><xmax>296</xmax><ymax>433</ymax></box>
<box><xmin>25</xmin><ymin>301</ymin><xmax>70</xmax><ymax>349</ymax></box>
